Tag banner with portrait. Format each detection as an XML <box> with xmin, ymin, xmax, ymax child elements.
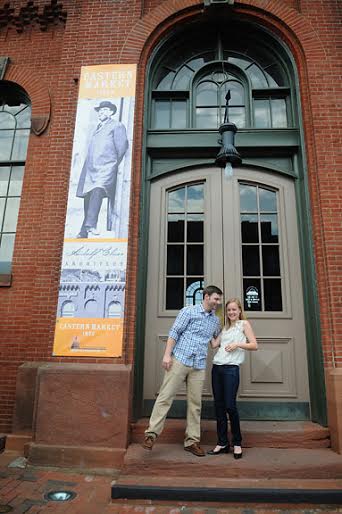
<box><xmin>53</xmin><ymin>64</ymin><xmax>136</xmax><ymax>357</ymax></box>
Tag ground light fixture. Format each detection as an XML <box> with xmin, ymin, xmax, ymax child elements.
<box><xmin>44</xmin><ymin>490</ymin><xmax>77</xmax><ymax>502</ymax></box>
<box><xmin>215</xmin><ymin>90</ymin><xmax>242</xmax><ymax>179</ymax></box>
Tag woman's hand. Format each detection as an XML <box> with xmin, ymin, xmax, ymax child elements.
<box><xmin>225</xmin><ymin>342</ymin><xmax>240</xmax><ymax>352</ymax></box>
<box><xmin>211</xmin><ymin>335</ymin><xmax>221</xmax><ymax>349</ymax></box>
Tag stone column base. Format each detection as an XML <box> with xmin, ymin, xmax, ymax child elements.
<box><xmin>27</xmin><ymin>363</ymin><xmax>132</xmax><ymax>469</ymax></box>
<box><xmin>28</xmin><ymin>443</ymin><xmax>125</xmax><ymax>469</ymax></box>
<box><xmin>326</xmin><ymin>368</ymin><xmax>342</xmax><ymax>454</ymax></box>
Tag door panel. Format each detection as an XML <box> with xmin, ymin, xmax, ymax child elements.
<box><xmin>143</xmin><ymin>166</ymin><xmax>309</xmax><ymax>416</ymax></box>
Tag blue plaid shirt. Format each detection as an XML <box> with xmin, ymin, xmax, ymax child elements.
<box><xmin>169</xmin><ymin>303</ymin><xmax>221</xmax><ymax>369</ymax></box>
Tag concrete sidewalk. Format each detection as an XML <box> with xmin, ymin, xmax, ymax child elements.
<box><xmin>0</xmin><ymin>449</ymin><xmax>342</xmax><ymax>513</ymax></box>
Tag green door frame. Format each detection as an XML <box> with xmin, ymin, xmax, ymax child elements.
<box><xmin>132</xmin><ymin>23</ymin><xmax>327</xmax><ymax>426</ymax></box>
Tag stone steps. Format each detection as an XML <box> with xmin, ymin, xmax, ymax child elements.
<box><xmin>131</xmin><ymin>419</ymin><xmax>330</xmax><ymax>448</ymax></box>
<box><xmin>122</xmin><ymin>444</ymin><xmax>342</xmax><ymax>479</ymax></box>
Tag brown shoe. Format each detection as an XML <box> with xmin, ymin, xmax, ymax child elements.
<box><xmin>142</xmin><ymin>434</ymin><xmax>156</xmax><ymax>450</ymax></box>
<box><xmin>184</xmin><ymin>442</ymin><xmax>205</xmax><ymax>457</ymax></box>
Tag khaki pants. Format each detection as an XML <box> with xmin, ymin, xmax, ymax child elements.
<box><xmin>145</xmin><ymin>357</ymin><xmax>206</xmax><ymax>447</ymax></box>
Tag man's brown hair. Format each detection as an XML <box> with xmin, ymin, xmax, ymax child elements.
<box><xmin>202</xmin><ymin>285</ymin><xmax>223</xmax><ymax>298</ymax></box>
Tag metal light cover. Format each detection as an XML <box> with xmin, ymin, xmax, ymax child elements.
<box><xmin>45</xmin><ymin>491</ymin><xmax>77</xmax><ymax>502</ymax></box>
<box><xmin>215</xmin><ymin>122</ymin><xmax>242</xmax><ymax>168</ymax></box>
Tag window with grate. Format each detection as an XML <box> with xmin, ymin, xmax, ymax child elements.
<box><xmin>0</xmin><ymin>82</ymin><xmax>31</xmax><ymax>275</ymax></box>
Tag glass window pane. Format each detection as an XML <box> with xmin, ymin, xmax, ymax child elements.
<box><xmin>196</xmin><ymin>81</ymin><xmax>217</xmax><ymax>105</ymax></box>
<box><xmin>3</xmin><ymin>197</ymin><xmax>20</xmax><ymax>232</ymax></box>
<box><xmin>0</xmin><ymin>112</ymin><xmax>16</xmax><ymax>129</ymax></box>
<box><xmin>0</xmin><ymin>131</ymin><xmax>14</xmax><ymax>160</ymax></box>
<box><xmin>221</xmin><ymin>81</ymin><xmax>244</xmax><ymax>105</ymax></box>
<box><xmin>171</xmin><ymin>101</ymin><xmax>187</xmax><ymax>129</ymax></box>
<box><xmin>240</xmin><ymin>184</ymin><xmax>257</xmax><ymax>212</ymax></box>
<box><xmin>154</xmin><ymin>100</ymin><xmax>170</xmax><ymax>129</ymax></box>
<box><xmin>186</xmin><ymin>278</ymin><xmax>204</xmax><ymax>306</ymax></box>
<box><xmin>264</xmin><ymin>279</ymin><xmax>282</xmax><ymax>311</ymax></box>
<box><xmin>0</xmin><ymin>197</ymin><xmax>5</xmax><ymax>227</ymax></box>
<box><xmin>228</xmin><ymin>107</ymin><xmax>246</xmax><ymax>128</ymax></box>
<box><xmin>254</xmin><ymin>99</ymin><xmax>271</xmax><ymax>128</ymax></box>
<box><xmin>259</xmin><ymin>188</ymin><xmax>277</xmax><ymax>211</ymax></box>
<box><xmin>167</xmin><ymin>245</ymin><xmax>184</xmax><ymax>275</ymax></box>
<box><xmin>187</xmin><ymin>184</ymin><xmax>204</xmax><ymax>212</ymax></box>
<box><xmin>246</xmin><ymin>64</ymin><xmax>268</xmax><ymax>88</ymax></box>
<box><xmin>168</xmin><ymin>214</ymin><xmax>185</xmax><ymax>242</ymax></box>
<box><xmin>157</xmin><ymin>70</ymin><xmax>175</xmax><ymax>90</ymax></box>
<box><xmin>243</xmin><ymin>279</ymin><xmax>262</xmax><ymax>311</ymax></box>
<box><xmin>4</xmin><ymin>104</ymin><xmax>26</xmax><ymax>116</ymax></box>
<box><xmin>187</xmin><ymin>214</ymin><xmax>203</xmax><ymax>242</ymax></box>
<box><xmin>0</xmin><ymin>167</ymin><xmax>10</xmax><ymax>196</ymax></box>
<box><xmin>228</xmin><ymin>56</ymin><xmax>250</xmax><ymax>69</ymax></box>
<box><xmin>187</xmin><ymin>245</ymin><xmax>203</xmax><ymax>275</ymax></box>
<box><xmin>12</xmin><ymin>129</ymin><xmax>30</xmax><ymax>160</ymax></box>
<box><xmin>166</xmin><ymin>277</ymin><xmax>184</xmax><ymax>309</ymax></box>
<box><xmin>262</xmin><ymin>245</ymin><xmax>280</xmax><ymax>276</ymax></box>
<box><xmin>168</xmin><ymin>188</ymin><xmax>185</xmax><ymax>213</ymax></box>
<box><xmin>271</xmin><ymin>99</ymin><xmax>287</xmax><ymax>128</ymax></box>
<box><xmin>260</xmin><ymin>214</ymin><xmax>278</xmax><ymax>243</ymax></box>
<box><xmin>188</xmin><ymin>58</ymin><xmax>205</xmax><ymax>71</ymax></box>
<box><xmin>15</xmin><ymin>106</ymin><xmax>31</xmax><ymax>129</ymax></box>
<box><xmin>196</xmin><ymin>107</ymin><xmax>218</xmax><ymax>128</ymax></box>
<box><xmin>0</xmin><ymin>233</ymin><xmax>15</xmax><ymax>273</ymax></box>
<box><xmin>8</xmin><ymin>166</ymin><xmax>24</xmax><ymax>196</ymax></box>
<box><xmin>263</xmin><ymin>63</ymin><xmax>287</xmax><ymax>87</ymax></box>
<box><xmin>242</xmin><ymin>245</ymin><xmax>260</xmax><ymax>276</ymax></box>
<box><xmin>173</xmin><ymin>67</ymin><xmax>194</xmax><ymax>90</ymax></box>
<box><xmin>241</xmin><ymin>214</ymin><xmax>259</xmax><ymax>243</ymax></box>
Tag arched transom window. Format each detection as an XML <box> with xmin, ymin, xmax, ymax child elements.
<box><xmin>150</xmin><ymin>23</ymin><xmax>292</xmax><ymax>131</ymax></box>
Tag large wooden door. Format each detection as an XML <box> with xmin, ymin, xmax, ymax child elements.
<box><xmin>143</xmin><ymin>166</ymin><xmax>310</xmax><ymax>419</ymax></box>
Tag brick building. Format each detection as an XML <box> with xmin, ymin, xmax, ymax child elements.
<box><xmin>0</xmin><ymin>0</ymin><xmax>341</xmax><ymax>467</ymax></box>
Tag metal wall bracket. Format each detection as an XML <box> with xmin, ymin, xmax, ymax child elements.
<box><xmin>204</xmin><ymin>0</ymin><xmax>235</xmax><ymax>6</ymax></box>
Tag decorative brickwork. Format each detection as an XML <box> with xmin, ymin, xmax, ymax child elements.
<box><xmin>0</xmin><ymin>0</ymin><xmax>67</xmax><ymax>33</ymax></box>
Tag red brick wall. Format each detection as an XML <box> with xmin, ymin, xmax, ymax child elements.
<box><xmin>0</xmin><ymin>0</ymin><xmax>341</xmax><ymax>431</ymax></box>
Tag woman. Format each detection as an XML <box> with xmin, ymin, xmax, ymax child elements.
<box><xmin>208</xmin><ymin>298</ymin><xmax>258</xmax><ymax>458</ymax></box>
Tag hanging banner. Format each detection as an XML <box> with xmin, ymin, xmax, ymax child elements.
<box><xmin>53</xmin><ymin>64</ymin><xmax>136</xmax><ymax>357</ymax></box>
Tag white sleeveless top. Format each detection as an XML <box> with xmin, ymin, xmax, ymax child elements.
<box><xmin>212</xmin><ymin>320</ymin><xmax>246</xmax><ymax>366</ymax></box>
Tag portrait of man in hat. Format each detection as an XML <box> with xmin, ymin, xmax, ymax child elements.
<box><xmin>76</xmin><ymin>100</ymin><xmax>128</xmax><ymax>238</ymax></box>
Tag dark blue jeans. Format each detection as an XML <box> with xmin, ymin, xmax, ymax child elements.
<box><xmin>211</xmin><ymin>364</ymin><xmax>242</xmax><ymax>447</ymax></box>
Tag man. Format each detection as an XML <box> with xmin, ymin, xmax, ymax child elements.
<box><xmin>143</xmin><ymin>285</ymin><xmax>223</xmax><ymax>457</ymax></box>
<box><xmin>76</xmin><ymin>100</ymin><xmax>128</xmax><ymax>238</ymax></box>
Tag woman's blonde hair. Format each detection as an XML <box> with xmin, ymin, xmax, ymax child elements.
<box><xmin>225</xmin><ymin>298</ymin><xmax>246</xmax><ymax>328</ymax></box>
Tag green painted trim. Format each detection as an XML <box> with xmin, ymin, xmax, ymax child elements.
<box><xmin>133</xmin><ymin>18</ymin><xmax>327</xmax><ymax>426</ymax></box>
<box><xmin>294</xmin><ymin>154</ymin><xmax>327</xmax><ymax>425</ymax></box>
<box><xmin>147</xmin><ymin>129</ymin><xmax>300</xmax><ymax>151</ymax></box>
<box><xmin>149</xmin><ymin>157</ymin><xmax>296</xmax><ymax>181</ymax></box>
<box><xmin>132</xmin><ymin>82</ymin><xmax>152</xmax><ymax>421</ymax></box>
<box><xmin>143</xmin><ymin>400</ymin><xmax>310</xmax><ymax>421</ymax></box>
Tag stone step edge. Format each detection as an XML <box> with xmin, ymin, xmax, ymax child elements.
<box><xmin>111</xmin><ymin>483</ymin><xmax>342</xmax><ymax>505</ymax></box>
<box><xmin>115</xmin><ymin>475</ymin><xmax>342</xmax><ymax>490</ymax></box>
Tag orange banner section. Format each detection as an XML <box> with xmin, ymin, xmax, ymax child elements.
<box><xmin>53</xmin><ymin>318</ymin><xmax>123</xmax><ymax>357</ymax></box>
<box><xmin>79</xmin><ymin>64</ymin><xmax>137</xmax><ymax>99</ymax></box>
